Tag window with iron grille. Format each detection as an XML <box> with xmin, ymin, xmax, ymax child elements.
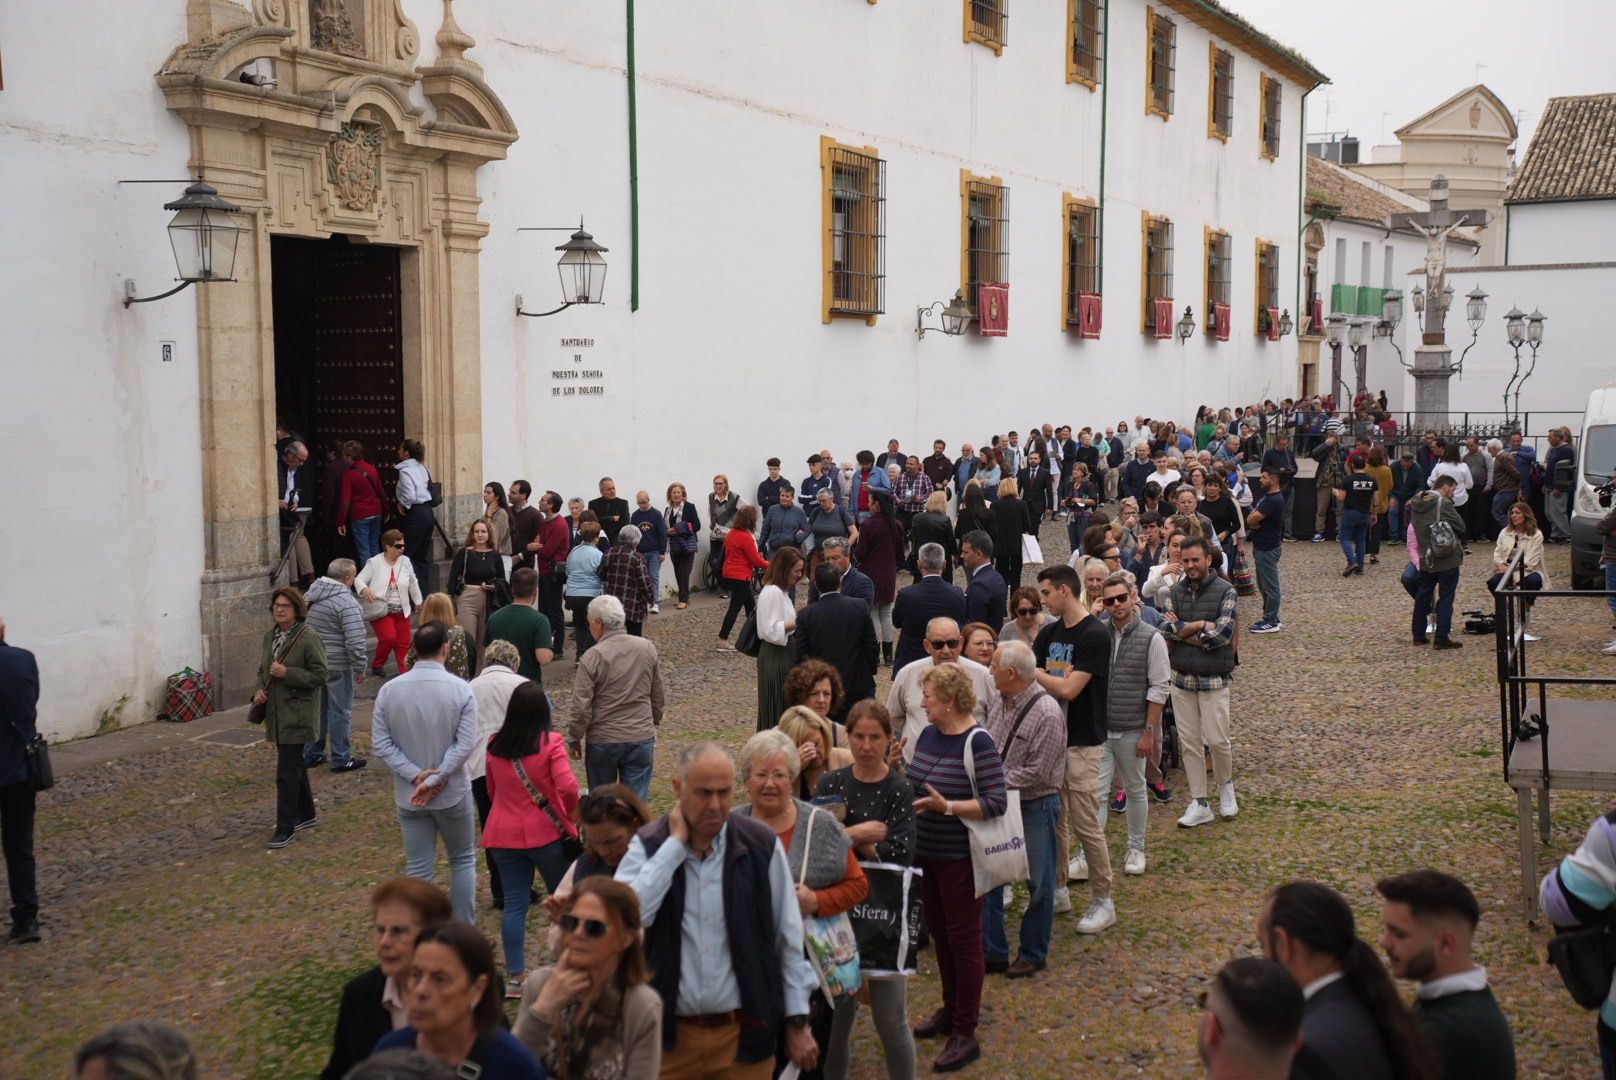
<box><xmin>1067</xmin><ymin>0</ymin><xmax>1103</xmax><ymax>86</ymax></box>
<box><xmin>962</xmin><ymin>174</ymin><xmax>1008</xmax><ymax>311</ymax></box>
<box><xmin>966</xmin><ymin>0</ymin><xmax>1007</xmax><ymax>52</ymax></box>
<box><xmin>1141</xmin><ymin>213</ymin><xmax>1173</xmax><ymax>330</ymax></box>
<box><xmin>1255</xmin><ymin>240</ymin><xmax>1280</xmax><ymax>332</ymax></box>
<box><xmin>1205</xmin><ymin>229</ymin><xmax>1230</xmax><ymax>330</ymax></box>
<box><xmin>1063</xmin><ymin>196</ymin><xmax>1100</xmax><ymax>325</ymax></box>
<box><xmin>1208</xmin><ymin>46</ymin><xmax>1233</xmax><ymax>140</ymax></box>
<box><xmin>1146</xmin><ymin>9</ymin><xmax>1175</xmax><ymax>118</ymax></box>
<box><xmin>1260</xmin><ymin>73</ymin><xmax>1281</xmax><ymax>159</ymax></box>
<box><xmin>821</xmin><ymin>138</ymin><xmax>887</xmax><ymax>321</ymax></box>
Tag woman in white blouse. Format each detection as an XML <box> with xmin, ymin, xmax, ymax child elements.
<box><xmin>395</xmin><ymin>438</ymin><xmax>436</xmax><ymax>592</ymax></box>
<box><xmin>1428</xmin><ymin>442</ymin><xmax>1474</xmax><ymax>507</ymax></box>
<box><xmin>755</xmin><ymin>547</ymin><xmax>806</xmax><ymax>732</ymax></box>
<box><xmin>356</xmin><ymin>529</ymin><xmax>423</xmax><ymax>675</ymax></box>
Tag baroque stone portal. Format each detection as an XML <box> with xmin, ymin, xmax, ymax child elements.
<box><xmin>327</xmin><ymin>122</ymin><xmax>381</xmax><ymax>211</ymax></box>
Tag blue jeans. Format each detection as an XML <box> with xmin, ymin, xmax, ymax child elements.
<box><xmin>1097</xmin><ymin>731</ymin><xmax>1148</xmax><ymax>852</ymax></box>
<box><xmin>351</xmin><ymin>515</ymin><xmax>382</xmax><ymax>564</ymax></box>
<box><xmin>1254</xmin><ymin>546</ymin><xmax>1282</xmax><ymax>624</ymax></box>
<box><xmin>1401</xmin><ymin>561</ymin><xmax>1420</xmax><ymax>599</ymax></box>
<box><xmin>1492</xmin><ymin>490</ymin><xmax>1517</xmax><ymax>528</ymax></box>
<box><xmin>306</xmin><ymin>669</ymin><xmax>355</xmax><ymax>765</ymax></box>
<box><xmin>490</xmin><ymin>843</ymin><xmax>574</xmax><ymax>977</ymax></box>
<box><xmin>584</xmin><ymin>739</ymin><xmax>656</xmax><ymax>801</ymax></box>
<box><xmin>1413</xmin><ymin>567</ymin><xmax>1461</xmax><ymax>641</ymax></box>
<box><xmin>981</xmin><ymin>792</ymin><xmax>1059</xmax><ymax>966</ymax></box>
<box><xmin>398</xmin><ymin>794</ymin><xmax>477</xmax><ymax>923</ymax></box>
<box><xmin>642</xmin><ymin>553</ymin><xmax>662</xmax><ymax>605</ymax></box>
<box><xmin>1338</xmin><ymin>508</ymin><xmax>1369</xmax><ymax>568</ymax></box>
<box><xmin>1606</xmin><ymin>565</ymin><xmax>1616</xmax><ymax>623</ymax></box>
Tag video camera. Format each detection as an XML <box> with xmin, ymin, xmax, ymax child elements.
<box><xmin>1596</xmin><ymin>480</ymin><xmax>1616</xmax><ymax>509</ymax></box>
<box><xmin>1461</xmin><ymin>609</ymin><xmax>1497</xmax><ymax>636</ymax></box>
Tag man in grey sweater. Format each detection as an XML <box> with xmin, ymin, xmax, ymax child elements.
<box><xmin>568</xmin><ymin>595</ymin><xmax>665</xmax><ymax>801</ymax></box>
<box><xmin>302</xmin><ymin>558</ymin><xmax>369</xmax><ymax>772</ymax></box>
<box><xmin>371</xmin><ymin>620</ymin><xmax>480</xmax><ymax>922</ymax></box>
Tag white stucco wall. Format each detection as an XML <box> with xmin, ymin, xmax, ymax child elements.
<box><xmin>1506</xmin><ymin>201</ymin><xmax>1616</xmax><ymax>266</ymax></box>
<box><xmin>0</xmin><ymin>6</ymin><xmax>204</xmax><ymax>739</ymax></box>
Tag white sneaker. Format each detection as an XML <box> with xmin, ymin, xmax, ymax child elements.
<box><xmin>1178</xmin><ymin>801</ymin><xmax>1216</xmax><ymax>828</ymax></box>
<box><xmin>1001</xmin><ymin>884</ymin><xmax>1014</xmax><ymax>909</ymax></box>
<box><xmin>1522</xmin><ymin>631</ymin><xmax>1541</xmax><ymax>642</ymax></box>
<box><xmin>1067</xmin><ymin>851</ymin><xmax>1089</xmax><ymax>882</ymax></box>
<box><xmin>650</xmin><ymin>604</ymin><xmax>661</xmax><ymax>615</ymax></box>
<box><xmin>1123</xmin><ymin>849</ymin><xmax>1147</xmax><ymax>875</ymax></box>
<box><xmin>1075</xmin><ymin>898</ymin><xmax>1116</xmax><ymax>934</ymax></box>
<box><xmin>1603</xmin><ymin>640</ymin><xmax>1616</xmax><ymax>656</ymax></box>
<box><xmin>1218</xmin><ymin>782</ymin><xmax>1239</xmax><ymax>819</ymax></box>
<box><xmin>1427</xmin><ymin>619</ymin><xmax>1437</xmax><ymax>636</ymax></box>
<box><xmin>1053</xmin><ymin>887</ymin><xmax>1072</xmax><ymax>914</ymax></box>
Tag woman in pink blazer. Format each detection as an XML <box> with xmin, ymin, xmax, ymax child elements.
<box><xmin>482</xmin><ymin>682</ymin><xmax>581</xmax><ymax>997</ymax></box>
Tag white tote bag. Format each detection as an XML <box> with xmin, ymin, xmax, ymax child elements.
<box><xmin>1021</xmin><ymin>533</ymin><xmax>1044</xmax><ymax>565</ymax></box>
<box><xmin>959</xmin><ymin>728</ymin><xmax>1028</xmax><ymax>898</ymax></box>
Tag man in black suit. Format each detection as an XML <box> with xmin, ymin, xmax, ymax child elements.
<box><xmin>588</xmin><ymin>477</ymin><xmax>631</xmax><ymax>545</ymax></box>
<box><xmin>794</xmin><ymin>564</ymin><xmax>879</xmax><ymax>720</ymax></box>
<box><xmin>1019</xmin><ymin>450</ymin><xmax>1051</xmax><ymax>522</ymax></box>
<box><xmin>277</xmin><ymin>439</ymin><xmax>314</xmax><ymax>588</ymax></box>
<box><xmin>1259</xmin><ymin>881</ymin><xmax>1418</xmax><ymax>1080</ymax></box>
<box><xmin>811</xmin><ymin>537</ymin><xmax>875</xmax><ymax>607</ymax></box>
<box><xmin>960</xmin><ymin>531</ymin><xmax>1008</xmax><ymax>633</ymax></box>
<box><xmin>0</xmin><ymin>616</ymin><xmax>41</xmax><ymax>944</ymax></box>
<box><xmin>890</xmin><ymin>542</ymin><xmax>967</xmax><ymax>670</ymax></box>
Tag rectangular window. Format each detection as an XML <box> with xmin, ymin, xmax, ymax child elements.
<box><xmin>965</xmin><ymin>0</ymin><xmax>1007</xmax><ymax>52</ymax></box>
<box><xmin>1067</xmin><ymin>0</ymin><xmax>1103</xmax><ymax>87</ymax></box>
<box><xmin>1260</xmin><ymin>72</ymin><xmax>1281</xmax><ymax>159</ymax></box>
<box><xmin>1333</xmin><ymin>237</ymin><xmax>1347</xmax><ymax>283</ymax></box>
<box><xmin>1204</xmin><ymin>228</ymin><xmax>1231</xmax><ymax>338</ymax></box>
<box><xmin>820</xmin><ymin>137</ymin><xmax>887</xmax><ymax>322</ymax></box>
<box><xmin>1360</xmin><ymin>240</ymin><xmax>1372</xmax><ymax>286</ymax></box>
<box><xmin>1382</xmin><ymin>244</ymin><xmax>1394</xmax><ymax>289</ymax></box>
<box><xmin>1141</xmin><ymin>211</ymin><xmax>1174</xmax><ymax>332</ymax></box>
<box><xmin>1063</xmin><ymin>195</ymin><xmax>1101</xmax><ymax>326</ymax></box>
<box><xmin>960</xmin><ymin>172</ymin><xmax>1008</xmax><ymax>311</ymax></box>
<box><xmin>1208</xmin><ymin>45</ymin><xmax>1233</xmax><ymax>140</ymax></box>
<box><xmin>1255</xmin><ymin>239</ymin><xmax>1280</xmax><ymax>334</ymax></box>
<box><xmin>1146</xmin><ymin>8</ymin><xmax>1175</xmax><ymax>118</ymax></box>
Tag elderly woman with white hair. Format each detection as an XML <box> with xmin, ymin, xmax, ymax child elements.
<box><xmin>736</xmin><ymin>728</ymin><xmax>869</xmax><ymax>1078</ymax></box>
<box><xmin>600</xmin><ymin>524</ymin><xmax>655</xmax><ymax>637</ymax></box>
<box><xmin>469</xmin><ymin>639</ymin><xmax>528</xmax><ymax>909</ymax></box>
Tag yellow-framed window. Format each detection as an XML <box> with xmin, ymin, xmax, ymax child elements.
<box><xmin>1207</xmin><ymin>45</ymin><xmax>1233</xmax><ymax>140</ymax></box>
<box><xmin>1254</xmin><ymin>239</ymin><xmax>1280</xmax><ymax>333</ymax></box>
<box><xmin>1204</xmin><ymin>227</ymin><xmax>1230</xmax><ymax>334</ymax></box>
<box><xmin>1062</xmin><ymin>195</ymin><xmax>1101</xmax><ymax>326</ymax></box>
<box><xmin>965</xmin><ymin>0</ymin><xmax>1007</xmax><ymax>53</ymax></box>
<box><xmin>1141</xmin><ymin>211</ymin><xmax>1174</xmax><ymax>331</ymax></box>
<box><xmin>1066</xmin><ymin>0</ymin><xmax>1103</xmax><ymax>88</ymax></box>
<box><xmin>820</xmin><ymin>137</ymin><xmax>887</xmax><ymax>323</ymax></box>
<box><xmin>1146</xmin><ymin>8</ymin><xmax>1175</xmax><ymax>118</ymax></box>
<box><xmin>1260</xmin><ymin>73</ymin><xmax>1281</xmax><ymax>160</ymax></box>
<box><xmin>960</xmin><ymin>171</ymin><xmax>1008</xmax><ymax>311</ymax></box>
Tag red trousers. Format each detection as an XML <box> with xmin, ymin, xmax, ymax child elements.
<box><xmin>371</xmin><ymin>612</ymin><xmax>412</xmax><ymax>673</ymax></box>
<box><xmin>919</xmin><ymin>855</ymin><xmax>985</xmax><ymax>1037</ymax></box>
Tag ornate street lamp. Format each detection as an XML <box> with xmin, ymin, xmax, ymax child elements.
<box><xmin>516</xmin><ymin>220</ymin><xmax>609</xmax><ymax>317</ymax></box>
<box><xmin>1325</xmin><ymin>311</ymin><xmax>1348</xmax><ymax>405</ymax></box>
<box><xmin>123</xmin><ymin>178</ymin><xmax>245</xmax><ymax>306</ymax></box>
<box><xmin>916</xmin><ymin>290</ymin><xmax>973</xmax><ymax>337</ymax></box>
<box><xmin>1375</xmin><ymin>289</ymin><xmax>1406</xmax><ymax>369</ymax></box>
<box><xmin>1176</xmin><ymin>305</ymin><xmax>1196</xmax><ymax>343</ymax></box>
<box><xmin>1502</xmin><ymin>306</ymin><xmax>1546</xmax><ymax>423</ymax></box>
<box><xmin>1278</xmin><ymin>308</ymin><xmax>1294</xmax><ymax>337</ymax></box>
<box><xmin>1455</xmin><ymin>286</ymin><xmax>1487</xmax><ymax>376</ymax></box>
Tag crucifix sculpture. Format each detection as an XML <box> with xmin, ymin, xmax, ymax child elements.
<box><xmin>1391</xmin><ymin>176</ymin><xmax>1490</xmax><ymax>345</ymax></box>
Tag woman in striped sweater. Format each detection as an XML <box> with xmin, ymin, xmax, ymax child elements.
<box><xmin>905</xmin><ymin>662</ymin><xmax>1007</xmax><ymax>1074</ymax></box>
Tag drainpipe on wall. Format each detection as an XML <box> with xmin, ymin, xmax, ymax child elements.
<box><xmin>627</xmin><ymin>0</ymin><xmax>640</xmax><ymax>311</ymax></box>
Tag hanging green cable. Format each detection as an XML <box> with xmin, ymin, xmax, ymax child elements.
<box><xmin>627</xmin><ymin>0</ymin><xmax>640</xmax><ymax>311</ymax></box>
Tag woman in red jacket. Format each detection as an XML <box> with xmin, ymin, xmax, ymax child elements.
<box><xmin>716</xmin><ymin>503</ymin><xmax>768</xmax><ymax>650</ymax></box>
<box><xmin>483</xmin><ymin>683</ymin><xmax>581</xmax><ymax>998</ymax></box>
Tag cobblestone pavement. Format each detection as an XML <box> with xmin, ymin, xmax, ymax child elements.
<box><xmin>2</xmin><ymin>520</ymin><xmax>1612</xmax><ymax>1078</ymax></box>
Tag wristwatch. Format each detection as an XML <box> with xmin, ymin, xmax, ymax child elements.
<box><xmin>785</xmin><ymin>1014</ymin><xmax>810</xmax><ymax>1030</ymax></box>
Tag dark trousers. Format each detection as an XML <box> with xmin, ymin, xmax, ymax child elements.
<box><xmin>718</xmin><ymin>578</ymin><xmax>754</xmax><ymax>639</ymax></box>
<box><xmin>1413</xmin><ymin>567</ymin><xmax>1461</xmax><ymax>642</ymax></box>
<box><xmin>626</xmin><ymin>620</ymin><xmax>644</xmax><ymax>638</ymax></box>
<box><xmin>567</xmin><ymin>596</ymin><xmax>596</xmax><ymax>659</ymax></box>
<box><xmin>539</xmin><ymin>574</ymin><xmax>566</xmax><ymax>653</ymax></box>
<box><xmin>919</xmin><ymin>856</ymin><xmax>985</xmax><ymax>1038</ymax></box>
<box><xmin>471</xmin><ymin>776</ymin><xmax>504</xmax><ymax>903</ymax></box>
<box><xmin>670</xmin><ymin>551</ymin><xmax>695</xmax><ymax>602</ymax></box>
<box><xmin>994</xmin><ymin>551</ymin><xmax>1024</xmax><ymax>590</ymax></box>
<box><xmin>274</xmin><ymin>743</ymin><xmax>315</xmax><ymax>834</ymax></box>
<box><xmin>1599</xmin><ymin>1019</ymin><xmax>1616</xmax><ymax>1080</ymax></box>
<box><xmin>401</xmin><ymin>504</ymin><xmax>435</xmax><ymax>593</ymax></box>
<box><xmin>0</xmin><ymin>780</ymin><xmax>37</xmax><ymax>926</ymax></box>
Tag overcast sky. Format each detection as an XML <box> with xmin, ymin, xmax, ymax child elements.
<box><xmin>1222</xmin><ymin>0</ymin><xmax>1614</xmax><ymax>159</ymax></box>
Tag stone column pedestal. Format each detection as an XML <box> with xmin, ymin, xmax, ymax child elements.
<box><xmin>1412</xmin><ymin>345</ymin><xmax>1454</xmax><ymax>433</ymax></box>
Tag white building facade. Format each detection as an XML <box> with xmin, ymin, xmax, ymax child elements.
<box><xmin>0</xmin><ymin>0</ymin><xmax>1324</xmax><ymax>737</ymax></box>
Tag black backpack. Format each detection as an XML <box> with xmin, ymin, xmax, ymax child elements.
<box><xmin>1547</xmin><ymin>912</ymin><xmax>1616</xmax><ymax>1010</ymax></box>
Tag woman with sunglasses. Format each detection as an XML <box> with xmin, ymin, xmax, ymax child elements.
<box><xmin>515</xmin><ymin>877</ymin><xmax>662</xmax><ymax>1079</ymax></box>
<box><xmin>356</xmin><ymin>529</ymin><xmax>422</xmax><ymax>677</ymax></box>
<box><xmin>998</xmin><ymin>586</ymin><xmax>1053</xmax><ymax>648</ymax></box>
<box><xmin>482</xmin><ymin>683</ymin><xmax>581</xmax><ymax>999</ymax></box>
<box><xmin>542</xmin><ymin>784</ymin><xmax>653</xmax><ymax>956</ymax></box>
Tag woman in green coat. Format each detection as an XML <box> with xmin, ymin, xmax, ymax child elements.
<box><xmin>254</xmin><ymin>586</ymin><xmax>329</xmax><ymax>850</ymax></box>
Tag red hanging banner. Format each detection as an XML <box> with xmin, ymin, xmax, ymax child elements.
<box><xmin>1152</xmin><ymin>297</ymin><xmax>1174</xmax><ymax>340</ymax></box>
<box><xmin>1214</xmin><ymin>302</ymin><xmax>1231</xmax><ymax>342</ymax></box>
<box><xmin>977</xmin><ymin>283</ymin><xmax>1009</xmax><ymax>337</ymax></box>
<box><xmin>1078</xmin><ymin>293</ymin><xmax>1102</xmax><ymax>339</ymax></box>
<box><xmin>1266</xmin><ymin>306</ymin><xmax>1282</xmax><ymax>341</ymax></box>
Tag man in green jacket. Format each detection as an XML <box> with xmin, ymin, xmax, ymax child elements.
<box><xmin>1376</xmin><ymin>870</ymin><xmax>1517</xmax><ymax>1080</ymax></box>
<box><xmin>1408</xmin><ymin>475</ymin><xmax>1467</xmax><ymax>648</ymax></box>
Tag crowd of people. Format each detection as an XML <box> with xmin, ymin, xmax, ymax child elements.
<box><xmin>7</xmin><ymin>398</ymin><xmax>1616</xmax><ymax>1080</ymax></box>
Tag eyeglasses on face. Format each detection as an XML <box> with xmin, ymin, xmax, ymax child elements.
<box><xmin>1102</xmin><ymin>551</ymin><xmax>1122</xmax><ymax>560</ymax></box>
<box><xmin>390</xmin><ymin>542</ymin><xmax>406</xmax><ymax>549</ymax></box>
<box><xmin>1101</xmin><ymin>594</ymin><xmax>1131</xmax><ymax>606</ymax></box>
<box><xmin>557</xmin><ymin>914</ymin><xmax>610</xmax><ymax>939</ymax></box>
<box><xmin>1014</xmin><ymin>607</ymin><xmax>1039</xmax><ymax>617</ymax></box>
<box><xmin>927</xmin><ymin>638</ymin><xmax>961</xmax><ymax>650</ymax></box>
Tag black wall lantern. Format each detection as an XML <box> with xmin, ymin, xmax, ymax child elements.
<box><xmin>123</xmin><ymin>178</ymin><xmax>245</xmax><ymax>306</ymax></box>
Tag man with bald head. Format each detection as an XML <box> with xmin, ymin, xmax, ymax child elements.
<box><xmin>887</xmin><ymin>616</ymin><xmax>995</xmax><ymax>763</ymax></box>
<box><xmin>617</xmin><ymin>743</ymin><xmax>820</xmax><ymax>1077</ymax></box>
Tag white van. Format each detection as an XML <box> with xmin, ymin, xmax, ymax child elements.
<box><xmin>1566</xmin><ymin>382</ymin><xmax>1616</xmax><ymax>589</ymax></box>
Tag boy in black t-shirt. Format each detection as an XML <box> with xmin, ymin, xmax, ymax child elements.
<box><xmin>1333</xmin><ymin>454</ymin><xmax>1380</xmax><ymax>577</ymax></box>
